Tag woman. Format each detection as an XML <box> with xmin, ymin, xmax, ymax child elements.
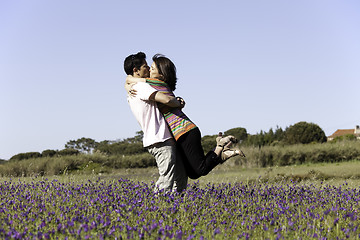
<box><xmin>126</xmin><ymin>54</ymin><xmax>244</xmax><ymax>179</ymax></box>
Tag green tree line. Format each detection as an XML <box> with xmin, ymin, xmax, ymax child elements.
<box><xmin>2</xmin><ymin>121</ymin><xmax>360</xmax><ymax>177</ymax></box>
<box><xmin>8</xmin><ymin>121</ymin><xmax>356</xmax><ymax>162</ymax></box>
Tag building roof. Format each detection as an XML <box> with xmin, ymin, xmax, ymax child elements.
<box><xmin>328</xmin><ymin>129</ymin><xmax>355</xmax><ymax>139</ymax></box>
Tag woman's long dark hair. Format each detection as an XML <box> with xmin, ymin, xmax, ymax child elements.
<box><xmin>152</xmin><ymin>54</ymin><xmax>177</xmax><ymax>91</ymax></box>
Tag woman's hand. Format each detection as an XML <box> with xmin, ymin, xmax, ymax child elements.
<box><xmin>176</xmin><ymin>97</ymin><xmax>185</xmax><ymax>109</ymax></box>
<box><xmin>126</xmin><ymin>75</ymin><xmax>146</xmax><ymax>84</ymax></box>
<box><xmin>124</xmin><ymin>82</ymin><xmax>137</xmax><ymax>96</ymax></box>
<box><xmin>125</xmin><ymin>75</ymin><xmax>145</xmax><ymax>96</ymax></box>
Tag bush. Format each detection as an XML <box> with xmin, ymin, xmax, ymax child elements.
<box><xmin>246</xmin><ymin>140</ymin><xmax>360</xmax><ymax>167</ymax></box>
<box><xmin>42</xmin><ymin>149</ymin><xmax>58</xmax><ymax>157</ymax></box>
<box><xmin>95</xmin><ymin>141</ymin><xmax>146</xmax><ymax>155</ymax></box>
<box><xmin>57</xmin><ymin>148</ymin><xmax>80</xmax><ymax>156</ymax></box>
<box><xmin>284</xmin><ymin>121</ymin><xmax>327</xmax><ymax>144</ymax></box>
<box><xmin>0</xmin><ymin>152</ymin><xmax>156</xmax><ymax>177</ymax></box>
<box><xmin>224</xmin><ymin>127</ymin><xmax>248</xmax><ymax>142</ymax></box>
<box><xmin>10</xmin><ymin>152</ymin><xmax>42</xmax><ymax>161</ymax></box>
<box><xmin>201</xmin><ymin>135</ymin><xmax>217</xmax><ymax>153</ymax></box>
<box><xmin>331</xmin><ymin>134</ymin><xmax>357</xmax><ymax>143</ymax></box>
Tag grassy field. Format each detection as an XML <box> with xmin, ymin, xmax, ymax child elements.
<box><xmin>3</xmin><ymin>160</ymin><xmax>359</xmax><ymax>187</ymax></box>
<box><xmin>105</xmin><ymin>160</ymin><xmax>360</xmax><ymax>188</ymax></box>
<box><xmin>194</xmin><ymin>159</ymin><xmax>360</xmax><ymax>186</ymax></box>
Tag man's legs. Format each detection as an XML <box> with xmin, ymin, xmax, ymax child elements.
<box><xmin>147</xmin><ymin>139</ymin><xmax>176</xmax><ymax>192</ymax></box>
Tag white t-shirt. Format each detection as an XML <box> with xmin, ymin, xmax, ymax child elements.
<box><xmin>127</xmin><ymin>82</ymin><xmax>172</xmax><ymax>147</ymax></box>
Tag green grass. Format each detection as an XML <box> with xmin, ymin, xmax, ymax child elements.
<box><xmin>196</xmin><ymin>159</ymin><xmax>360</xmax><ymax>187</ymax></box>
<box><xmin>0</xmin><ymin>152</ymin><xmax>156</xmax><ymax>177</ymax></box>
<box><xmin>2</xmin><ymin>160</ymin><xmax>360</xmax><ymax>188</ymax></box>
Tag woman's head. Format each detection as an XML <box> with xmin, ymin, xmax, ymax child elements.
<box><xmin>150</xmin><ymin>54</ymin><xmax>177</xmax><ymax>91</ymax></box>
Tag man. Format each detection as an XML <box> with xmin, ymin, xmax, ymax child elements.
<box><xmin>123</xmin><ymin>52</ymin><xmax>187</xmax><ymax>192</ymax></box>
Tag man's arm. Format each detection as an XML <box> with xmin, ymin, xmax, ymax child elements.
<box><xmin>125</xmin><ymin>75</ymin><xmax>146</xmax><ymax>94</ymax></box>
<box><xmin>150</xmin><ymin>92</ymin><xmax>185</xmax><ymax>108</ymax></box>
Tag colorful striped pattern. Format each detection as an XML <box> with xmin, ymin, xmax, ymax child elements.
<box><xmin>146</xmin><ymin>78</ymin><xmax>197</xmax><ymax>141</ymax></box>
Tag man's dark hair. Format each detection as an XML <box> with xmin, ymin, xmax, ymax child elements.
<box><xmin>124</xmin><ymin>52</ymin><xmax>146</xmax><ymax>75</ymax></box>
<box><xmin>152</xmin><ymin>54</ymin><xmax>177</xmax><ymax>91</ymax></box>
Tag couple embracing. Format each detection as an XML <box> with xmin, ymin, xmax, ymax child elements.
<box><xmin>124</xmin><ymin>52</ymin><xmax>245</xmax><ymax>193</ymax></box>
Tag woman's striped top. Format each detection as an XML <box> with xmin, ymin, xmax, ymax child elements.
<box><xmin>146</xmin><ymin>78</ymin><xmax>197</xmax><ymax>141</ymax></box>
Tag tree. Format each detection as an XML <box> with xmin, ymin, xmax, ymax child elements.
<box><xmin>201</xmin><ymin>134</ymin><xmax>218</xmax><ymax>153</ymax></box>
<box><xmin>42</xmin><ymin>149</ymin><xmax>57</xmax><ymax>157</ymax></box>
<box><xmin>125</xmin><ymin>131</ymin><xmax>144</xmax><ymax>144</ymax></box>
<box><xmin>10</xmin><ymin>152</ymin><xmax>42</xmax><ymax>161</ymax></box>
<box><xmin>284</xmin><ymin>121</ymin><xmax>327</xmax><ymax>144</ymax></box>
<box><xmin>57</xmin><ymin>148</ymin><xmax>80</xmax><ymax>156</ymax></box>
<box><xmin>65</xmin><ymin>137</ymin><xmax>98</xmax><ymax>153</ymax></box>
<box><xmin>274</xmin><ymin>126</ymin><xmax>285</xmax><ymax>141</ymax></box>
<box><xmin>224</xmin><ymin>127</ymin><xmax>248</xmax><ymax>143</ymax></box>
<box><xmin>94</xmin><ymin>132</ymin><xmax>146</xmax><ymax>155</ymax></box>
<box><xmin>264</xmin><ymin>128</ymin><xmax>274</xmax><ymax>145</ymax></box>
<box><xmin>95</xmin><ymin>140</ymin><xmax>145</xmax><ymax>155</ymax></box>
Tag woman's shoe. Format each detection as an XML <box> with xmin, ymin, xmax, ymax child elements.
<box><xmin>220</xmin><ymin>148</ymin><xmax>241</xmax><ymax>163</ymax></box>
<box><xmin>220</xmin><ymin>142</ymin><xmax>246</xmax><ymax>164</ymax></box>
<box><xmin>216</xmin><ymin>132</ymin><xmax>238</xmax><ymax>147</ymax></box>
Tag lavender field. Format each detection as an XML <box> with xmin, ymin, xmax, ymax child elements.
<box><xmin>1</xmin><ymin>176</ymin><xmax>359</xmax><ymax>239</ymax></box>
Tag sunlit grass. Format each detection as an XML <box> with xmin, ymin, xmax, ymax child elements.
<box><xmin>2</xmin><ymin>160</ymin><xmax>360</xmax><ymax>187</ymax></box>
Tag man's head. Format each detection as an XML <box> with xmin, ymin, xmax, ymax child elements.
<box><xmin>124</xmin><ymin>52</ymin><xmax>150</xmax><ymax>78</ymax></box>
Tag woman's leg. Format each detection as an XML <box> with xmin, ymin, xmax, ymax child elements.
<box><xmin>172</xmin><ymin>148</ymin><xmax>188</xmax><ymax>192</ymax></box>
<box><xmin>177</xmin><ymin>128</ymin><xmax>221</xmax><ymax>179</ymax></box>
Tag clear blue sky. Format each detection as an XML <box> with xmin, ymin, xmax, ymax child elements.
<box><xmin>1</xmin><ymin>0</ymin><xmax>359</xmax><ymax>160</ymax></box>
